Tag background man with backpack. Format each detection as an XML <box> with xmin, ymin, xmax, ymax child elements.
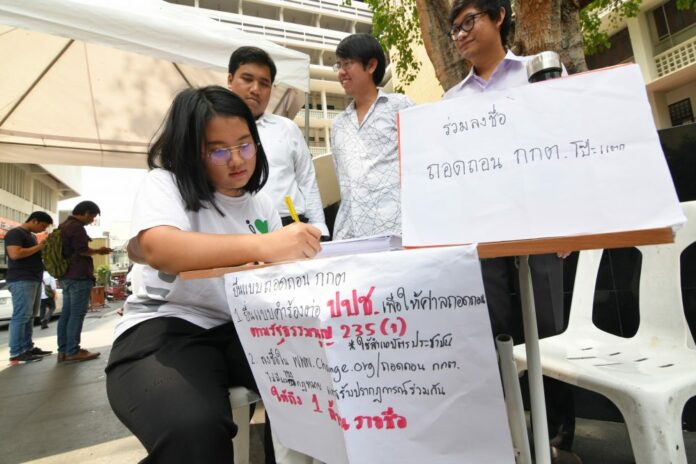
<box><xmin>5</xmin><ymin>211</ymin><xmax>54</xmax><ymax>365</ymax></box>
<box><xmin>55</xmin><ymin>201</ymin><xmax>111</xmax><ymax>363</ymax></box>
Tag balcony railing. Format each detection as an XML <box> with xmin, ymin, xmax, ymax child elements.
<box><xmin>309</xmin><ymin>146</ymin><xmax>329</xmax><ymax>156</ymax></box>
<box><xmin>190</xmin><ymin>7</ymin><xmax>348</xmax><ymax>48</ymax></box>
<box><xmin>260</xmin><ymin>0</ymin><xmax>372</xmax><ymax>22</ymax></box>
<box><xmin>654</xmin><ymin>35</ymin><xmax>696</xmax><ymax>77</ymax></box>
<box><xmin>297</xmin><ymin>109</ymin><xmax>342</xmax><ymax>120</ymax></box>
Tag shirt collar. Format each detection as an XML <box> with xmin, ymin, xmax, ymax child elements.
<box><xmin>256</xmin><ymin>113</ymin><xmax>277</xmax><ymax>127</ymax></box>
<box><xmin>455</xmin><ymin>49</ymin><xmax>523</xmax><ymax>90</ymax></box>
<box><xmin>345</xmin><ymin>89</ymin><xmax>389</xmax><ymax>115</ymax></box>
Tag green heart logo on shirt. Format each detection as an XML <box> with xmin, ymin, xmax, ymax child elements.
<box><xmin>254</xmin><ymin>219</ymin><xmax>269</xmax><ymax>234</ymax></box>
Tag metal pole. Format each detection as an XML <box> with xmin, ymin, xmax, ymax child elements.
<box><xmin>304</xmin><ymin>92</ymin><xmax>310</xmax><ymax>146</ymax></box>
<box><xmin>496</xmin><ymin>334</ymin><xmax>532</xmax><ymax>464</ymax></box>
<box><xmin>519</xmin><ymin>255</ymin><xmax>551</xmax><ymax>464</ymax></box>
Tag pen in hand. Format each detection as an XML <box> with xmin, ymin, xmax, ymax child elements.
<box><xmin>284</xmin><ymin>195</ymin><xmax>301</xmax><ymax>223</ymax></box>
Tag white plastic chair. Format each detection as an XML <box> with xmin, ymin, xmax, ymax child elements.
<box><xmin>514</xmin><ymin>201</ymin><xmax>696</xmax><ymax>464</ymax></box>
<box><xmin>229</xmin><ymin>386</ymin><xmax>261</xmax><ymax>464</ymax></box>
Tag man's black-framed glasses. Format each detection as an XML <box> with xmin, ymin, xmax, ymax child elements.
<box><xmin>207</xmin><ymin>143</ymin><xmax>258</xmax><ymax>165</ymax></box>
<box><xmin>449</xmin><ymin>12</ymin><xmax>486</xmax><ymax>40</ymax></box>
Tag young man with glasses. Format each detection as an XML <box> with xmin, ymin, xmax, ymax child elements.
<box><xmin>444</xmin><ymin>2</ymin><xmax>580</xmax><ymax>464</ymax></box>
<box><xmin>330</xmin><ymin>33</ymin><xmax>415</xmax><ymax>240</ymax></box>
<box><xmin>228</xmin><ymin>47</ymin><xmax>329</xmax><ymax>239</ymax></box>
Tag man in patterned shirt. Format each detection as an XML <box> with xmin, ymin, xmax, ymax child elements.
<box><xmin>330</xmin><ymin>33</ymin><xmax>415</xmax><ymax>240</ymax></box>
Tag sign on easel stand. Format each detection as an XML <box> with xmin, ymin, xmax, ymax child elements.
<box><xmin>398</xmin><ymin>63</ymin><xmax>686</xmax><ymax>464</ymax></box>
<box><xmin>223</xmin><ymin>245</ymin><xmax>515</xmax><ymax>464</ymax></box>
<box><xmin>399</xmin><ymin>64</ymin><xmax>685</xmax><ymax>251</ymax></box>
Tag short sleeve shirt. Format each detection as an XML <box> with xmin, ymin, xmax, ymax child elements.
<box><xmin>114</xmin><ymin>169</ymin><xmax>282</xmax><ymax>339</ymax></box>
<box><xmin>4</xmin><ymin>227</ymin><xmax>42</xmax><ymax>282</ymax></box>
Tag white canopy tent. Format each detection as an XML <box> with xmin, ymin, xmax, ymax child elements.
<box><xmin>0</xmin><ymin>0</ymin><xmax>310</xmax><ymax>169</ymax></box>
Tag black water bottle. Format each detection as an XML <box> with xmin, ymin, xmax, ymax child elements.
<box><xmin>526</xmin><ymin>51</ymin><xmax>562</xmax><ymax>83</ymax></box>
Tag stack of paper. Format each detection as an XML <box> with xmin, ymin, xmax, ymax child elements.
<box><xmin>316</xmin><ymin>235</ymin><xmax>402</xmax><ymax>259</ymax></box>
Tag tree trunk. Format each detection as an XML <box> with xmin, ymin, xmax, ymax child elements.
<box><xmin>414</xmin><ymin>0</ymin><xmax>469</xmax><ymax>92</ymax></box>
<box><xmin>514</xmin><ymin>0</ymin><xmax>587</xmax><ymax>74</ymax></box>
<box><xmin>560</xmin><ymin>0</ymin><xmax>588</xmax><ymax>74</ymax></box>
<box><xmin>514</xmin><ymin>0</ymin><xmax>563</xmax><ymax>56</ymax></box>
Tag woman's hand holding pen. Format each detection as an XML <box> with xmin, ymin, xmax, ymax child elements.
<box><xmin>262</xmin><ymin>222</ymin><xmax>322</xmax><ymax>262</ymax></box>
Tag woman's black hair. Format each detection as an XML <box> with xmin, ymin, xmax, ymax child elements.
<box><xmin>147</xmin><ymin>85</ymin><xmax>269</xmax><ymax>214</ymax></box>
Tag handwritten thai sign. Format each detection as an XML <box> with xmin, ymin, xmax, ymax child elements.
<box><xmin>224</xmin><ymin>245</ymin><xmax>514</xmax><ymax>464</ymax></box>
<box><xmin>399</xmin><ymin>64</ymin><xmax>686</xmax><ymax>247</ymax></box>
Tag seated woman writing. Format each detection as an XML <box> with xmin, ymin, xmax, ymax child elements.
<box><xmin>105</xmin><ymin>86</ymin><xmax>321</xmax><ymax>463</ymax></box>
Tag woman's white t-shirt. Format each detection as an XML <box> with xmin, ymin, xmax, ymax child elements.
<box><xmin>114</xmin><ymin>168</ymin><xmax>282</xmax><ymax>339</ymax></box>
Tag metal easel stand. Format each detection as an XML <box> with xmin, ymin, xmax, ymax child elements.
<box><xmin>496</xmin><ymin>334</ymin><xmax>532</xmax><ymax>464</ymax></box>
<box><xmin>518</xmin><ymin>255</ymin><xmax>551</xmax><ymax>464</ymax></box>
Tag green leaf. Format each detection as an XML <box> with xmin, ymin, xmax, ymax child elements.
<box><xmin>581</xmin><ymin>0</ymin><xmax>642</xmax><ymax>55</ymax></box>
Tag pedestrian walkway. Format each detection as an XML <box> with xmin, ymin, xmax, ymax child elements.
<box><xmin>0</xmin><ymin>309</ymin><xmax>694</xmax><ymax>463</ymax></box>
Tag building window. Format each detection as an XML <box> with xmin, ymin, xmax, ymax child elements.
<box><xmin>585</xmin><ymin>28</ymin><xmax>634</xmax><ymax>70</ymax></box>
<box><xmin>652</xmin><ymin>0</ymin><xmax>696</xmax><ymax>41</ymax></box>
<box><xmin>0</xmin><ymin>164</ymin><xmax>30</xmax><ymax>201</ymax></box>
<box><xmin>668</xmin><ymin>98</ymin><xmax>695</xmax><ymax>126</ymax></box>
<box><xmin>33</xmin><ymin>179</ymin><xmax>55</xmax><ymax>211</ymax></box>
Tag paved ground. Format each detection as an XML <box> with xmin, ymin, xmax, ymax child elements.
<box><xmin>0</xmin><ymin>306</ymin><xmax>694</xmax><ymax>463</ymax></box>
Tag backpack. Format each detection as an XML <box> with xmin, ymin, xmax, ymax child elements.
<box><xmin>42</xmin><ymin>229</ymin><xmax>69</xmax><ymax>279</ymax></box>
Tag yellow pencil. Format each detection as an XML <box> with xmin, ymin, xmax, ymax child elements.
<box><xmin>284</xmin><ymin>195</ymin><xmax>301</xmax><ymax>223</ymax></box>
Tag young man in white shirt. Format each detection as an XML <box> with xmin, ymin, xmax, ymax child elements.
<box><xmin>228</xmin><ymin>47</ymin><xmax>329</xmax><ymax>239</ymax></box>
<box><xmin>330</xmin><ymin>33</ymin><xmax>415</xmax><ymax>240</ymax></box>
<box><xmin>228</xmin><ymin>46</ymin><xmax>324</xmax><ymax>464</ymax></box>
<box><xmin>444</xmin><ymin>2</ymin><xmax>579</xmax><ymax>464</ymax></box>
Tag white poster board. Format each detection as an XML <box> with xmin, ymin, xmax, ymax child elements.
<box><xmin>399</xmin><ymin>64</ymin><xmax>686</xmax><ymax>247</ymax></box>
<box><xmin>224</xmin><ymin>245</ymin><xmax>514</xmax><ymax>464</ymax></box>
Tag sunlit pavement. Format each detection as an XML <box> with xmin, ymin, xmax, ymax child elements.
<box><xmin>0</xmin><ymin>305</ymin><xmax>694</xmax><ymax>463</ymax></box>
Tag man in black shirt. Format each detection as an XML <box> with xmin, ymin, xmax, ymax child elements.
<box><xmin>6</xmin><ymin>211</ymin><xmax>54</xmax><ymax>364</ymax></box>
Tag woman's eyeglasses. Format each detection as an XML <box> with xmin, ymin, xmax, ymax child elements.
<box><xmin>449</xmin><ymin>12</ymin><xmax>486</xmax><ymax>40</ymax></box>
<box><xmin>207</xmin><ymin>143</ymin><xmax>257</xmax><ymax>165</ymax></box>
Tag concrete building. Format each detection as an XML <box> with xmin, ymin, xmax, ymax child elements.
<box><xmin>166</xmin><ymin>0</ymin><xmax>374</xmax><ymax>153</ymax></box>
<box><xmin>585</xmin><ymin>0</ymin><xmax>696</xmax><ymax>129</ymax></box>
<box><xmin>0</xmin><ymin>164</ymin><xmax>80</xmax><ymax>276</ymax></box>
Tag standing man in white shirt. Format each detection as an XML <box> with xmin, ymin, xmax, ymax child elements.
<box><xmin>444</xmin><ymin>2</ymin><xmax>579</xmax><ymax>464</ymax></box>
<box><xmin>228</xmin><ymin>47</ymin><xmax>329</xmax><ymax>239</ymax></box>
<box><xmin>228</xmin><ymin>46</ymin><xmax>325</xmax><ymax>464</ymax></box>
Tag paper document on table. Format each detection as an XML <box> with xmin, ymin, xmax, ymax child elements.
<box><xmin>316</xmin><ymin>235</ymin><xmax>403</xmax><ymax>258</ymax></box>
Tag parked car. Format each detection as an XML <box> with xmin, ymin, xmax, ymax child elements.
<box><xmin>0</xmin><ymin>279</ymin><xmax>63</xmax><ymax>325</ymax></box>
<box><xmin>0</xmin><ymin>280</ymin><xmax>12</xmax><ymax>322</ymax></box>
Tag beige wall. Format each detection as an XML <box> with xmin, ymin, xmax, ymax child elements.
<box><xmin>91</xmin><ymin>237</ymin><xmax>110</xmax><ymax>274</ymax></box>
<box><xmin>665</xmin><ymin>81</ymin><xmax>696</xmax><ymax>107</ymax></box>
<box><xmin>391</xmin><ymin>45</ymin><xmax>444</xmax><ymax>104</ymax></box>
